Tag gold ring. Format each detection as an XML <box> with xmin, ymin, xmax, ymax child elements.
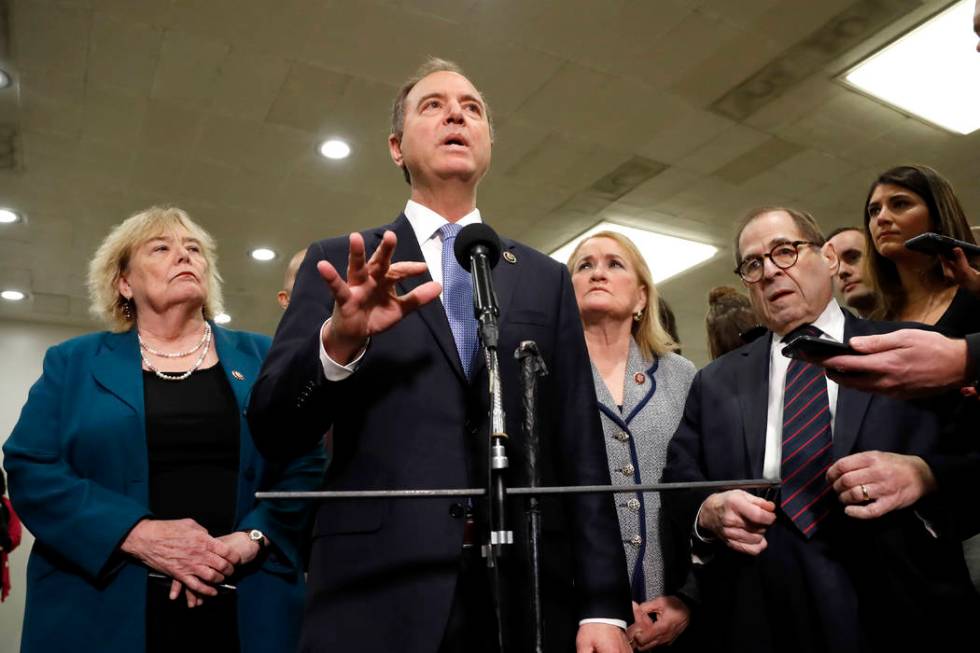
<box><xmin>861</xmin><ymin>484</ymin><xmax>870</xmax><ymax>502</ymax></box>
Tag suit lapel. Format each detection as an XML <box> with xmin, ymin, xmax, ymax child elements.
<box><xmin>833</xmin><ymin>312</ymin><xmax>872</xmax><ymax>458</ymax></box>
<box><xmin>91</xmin><ymin>330</ymin><xmax>145</xmax><ymax>420</ymax></box>
<box><xmin>738</xmin><ymin>334</ymin><xmax>772</xmax><ymax>479</ymax></box>
<box><xmin>389</xmin><ymin>214</ymin><xmax>468</xmax><ymax>383</ymax></box>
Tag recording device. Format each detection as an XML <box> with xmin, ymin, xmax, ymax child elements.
<box><xmin>454</xmin><ymin>223</ymin><xmax>503</xmax><ymax>348</ymax></box>
<box><xmin>904</xmin><ymin>232</ymin><xmax>980</xmax><ymax>260</ymax></box>
<box><xmin>781</xmin><ymin>335</ymin><xmax>858</xmax><ymax>361</ymax></box>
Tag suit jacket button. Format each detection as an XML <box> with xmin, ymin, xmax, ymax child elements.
<box><xmin>449</xmin><ymin>503</ymin><xmax>465</xmax><ymax>519</ymax></box>
<box><xmin>629</xmin><ymin>534</ymin><xmax>643</xmax><ymax>547</ymax></box>
<box><xmin>615</xmin><ymin>432</ymin><xmax>629</xmax><ymax>442</ymax></box>
<box><xmin>627</xmin><ymin>498</ymin><xmax>641</xmax><ymax>512</ymax></box>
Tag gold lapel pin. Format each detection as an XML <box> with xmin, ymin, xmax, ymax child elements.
<box><xmin>232</xmin><ymin>370</ymin><xmax>245</xmax><ymax>381</ymax></box>
<box><xmin>502</xmin><ymin>251</ymin><xmax>517</xmax><ymax>264</ymax></box>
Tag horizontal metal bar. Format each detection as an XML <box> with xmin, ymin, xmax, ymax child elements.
<box><xmin>255</xmin><ymin>478</ymin><xmax>777</xmax><ymax>500</ymax></box>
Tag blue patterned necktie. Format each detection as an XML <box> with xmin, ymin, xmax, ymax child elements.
<box><xmin>780</xmin><ymin>325</ymin><xmax>837</xmax><ymax>538</ymax></box>
<box><xmin>439</xmin><ymin>223</ymin><xmax>479</xmax><ymax>377</ymax></box>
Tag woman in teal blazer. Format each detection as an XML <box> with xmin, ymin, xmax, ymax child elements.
<box><xmin>3</xmin><ymin>207</ymin><xmax>325</xmax><ymax>653</ymax></box>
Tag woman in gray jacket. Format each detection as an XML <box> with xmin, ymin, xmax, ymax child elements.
<box><xmin>568</xmin><ymin>232</ymin><xmax>697</xmax><ymax>651</ymax></box>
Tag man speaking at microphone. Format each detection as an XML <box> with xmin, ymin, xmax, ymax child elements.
<box><xmin>248</xmin><ymin>58</ymin><xmax>631</xmax><ymax>653</ymax></box>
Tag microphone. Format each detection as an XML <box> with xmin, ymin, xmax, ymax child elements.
<box><xmin>453</xmin><ymin>223</ymin><xmax>503</xmax><ymax>348</ymax></box>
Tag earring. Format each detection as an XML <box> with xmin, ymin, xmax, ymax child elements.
<box><xmin>121</xmin><ymin>298</ymin><xmax>133</xmax><ymax>320</ymax></box>
<box><xmin>633</xmin><ymin>309</ymin><xmax>644</xmax><ymax>322</ymax></box>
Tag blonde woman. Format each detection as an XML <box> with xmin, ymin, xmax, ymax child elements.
<box><xmin>4</xmin><ymin>207</ymin><xmax>324</xmax><ymax>653</ymax></box>
<box><xmin>568</xmin><ymin>232</ymin><xmax>698</xmax><ymax>651</ymax></box>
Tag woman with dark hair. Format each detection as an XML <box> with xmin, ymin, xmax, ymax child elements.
<box><xmin>863</xmin><ymin>164</ymin><xmax>980</xmax><ymax>335</ymax></box>
<box><xmin>704</xmin><ymin>286</ymin><xmax>763</xmax><ymax>360</ymax></box>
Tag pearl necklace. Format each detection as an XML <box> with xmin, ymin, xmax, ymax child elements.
<box><xmin>139</xmin><ymin>322</ymin><xmax>211</xmax><ymax>358</ymax></box>
<box><xmin>140</xmin><ymin>324</ymin><xmax>213</xmax><ymax>381</ymax></box>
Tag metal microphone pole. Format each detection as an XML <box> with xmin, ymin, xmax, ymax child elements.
<box><xmin>516</xmin><ymin>341</ymin><xmax>547</xmax><ymax>653</ymax></box>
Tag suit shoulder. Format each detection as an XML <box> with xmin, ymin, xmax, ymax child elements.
<box><xmin>216</xmin><ymin>327</ymin><xmax>272</xmax><ymax>355</ymax></box>
<box><xmin>661</xmin><ymin>352</ymin><xmax>697</xmax><ymax>377</ymax></box>
<box><xmin>48</xmin><ymin>331</ymin><xmax>114</xmax><ymax>357</ymax></box>
<box><xmin>505</xmin><ymin>239</ymin><xmax>567</xmax><ymax>275</ymax></box>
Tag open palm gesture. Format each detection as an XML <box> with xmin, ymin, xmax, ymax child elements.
<box><xmin>319</xmin><ymin>230</ymin><xmax>442</xmax><ymax>363</ymax></box>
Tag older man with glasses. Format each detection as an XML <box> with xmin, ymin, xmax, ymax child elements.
<box><xmin>661</xmin><ymin>206</ymin><xmax>980</xmax><ymax>653</ymax></box>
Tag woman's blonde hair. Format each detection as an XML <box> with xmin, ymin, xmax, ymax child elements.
<box><xmin>567</xmin><ymin>231</ymin><xmax>678</xmax><ymax>359</ymax></box>
<box><xmin>87</xmin><ymin>206</ymin><xmax>224</xmax><ymax>332</ymax></box>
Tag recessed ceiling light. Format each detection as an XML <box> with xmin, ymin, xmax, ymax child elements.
<box><xmin>0</xmin><ymin>208</ymin><xmax>20</xmax><ymax>223</ymax></box>
<box><xmin>319</xmin><ymin>139</ymin><xmax>351</xmax><ymax>160</ymax></box>
<box><xmin>0</xmin><ymin>70</ymin><xmax>10</xmax><ymax>89</ymax></box>
<box><xmin>843</xmin><ymin>0</ymin><xmax>980</xmax><ymax>135</ymax></box>
<box><xmin>550</xmin><ymin>222</ymin><xmax>718</xmax><ymax>284</ymax></box>
<box><xmin>214</xmin><ymin>313</ymin><xmax>231</xmax><ymax>324</ymax></box>
<box><xmin>1</xmin><ymin>289</ymin><xmax>26</xmax><ymax>301</ymax></box>
<box><xmin>249</xmin><ymin>247</ymin><xmax>277</xmax><ymax>261</ymax></box>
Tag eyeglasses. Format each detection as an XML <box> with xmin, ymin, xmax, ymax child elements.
<box><xmin>735</xmin><ymin>241</ymin><xmax>816</xmax><ymax>283</ymax></box>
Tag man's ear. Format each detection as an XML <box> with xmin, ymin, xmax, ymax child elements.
<box><xmin>821</xmin><ymin>241</ymin><xmax>840</xmax><ymax>274</ymax></box>
<box><xmin>388</xmin><ymin>133</ymin><xmax>404</xmax><ymax>167</ymax></box>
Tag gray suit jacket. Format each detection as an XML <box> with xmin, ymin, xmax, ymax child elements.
<box><xmin>592</xmin><ymin>340</ymin><xmax>696</xmax><ymax>602</ymax></box>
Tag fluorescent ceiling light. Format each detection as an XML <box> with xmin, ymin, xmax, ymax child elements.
<box><xmin>550</xmin><ymin>222</ymin><xmax>718</xmax><ymax>284</ymax></box>
<box><xmin>214</xmin><ymin>313</ymin><xmax>232</xmax><ymax>324</ymax></box>
<box><xmin>319</xmin><ymin>139</ymin><xmax>351</xmax><ymax>160</ymax></box>
<box><xmin>0</xmin><ymin>208</ymin><xmax>20</xmax><ymax>223</ymax></box>
<box><xmin>1</xmin><ymin>289</ymin><xmax>26</xmax><ymax>301</ymax></box>
<box><xmin>843</xmin><ymin>0</ymin><xmax>980</xmax><ymax>135</ymax></box>
<box><xmin>249</xmin><ymin>247</ymin><xmax>277</xmax><ymax>261</ymax></box>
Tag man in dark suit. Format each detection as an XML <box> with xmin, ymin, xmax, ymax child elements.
<box><xmin>247</xmin><ymin>58</ymin><xmax>631</xmax><ymax>653</ymax></box>
<box><xmin>662</xmin><ymin>207</ymin><xmax>980</xmax><ymax>653</ymax></box>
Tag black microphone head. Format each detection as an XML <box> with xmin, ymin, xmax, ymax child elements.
<box><xmin>454</xmin><ymin>223</ymin><xmax>502</xmax><ymax>271</ymax></box>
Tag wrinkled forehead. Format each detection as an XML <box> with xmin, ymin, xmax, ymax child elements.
<box><xmin>829</xmin><ymin>230</ymin><xmax>865</xmax><ymax>252</ymax></box>
<box><xmin>738</xmin><ymin>212</ymin><xmax>804</xmax><ymax>257</ymax></box>
<box><xmin>406</xmin><ymin>70</ymin><xmax>485</xmax><ymax>106</ymax></box>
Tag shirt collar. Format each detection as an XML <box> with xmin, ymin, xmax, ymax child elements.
<box><xmin>404</xmin><ymin>200</ymin><xmax>482</xmax><ymax>243</ymax></box>
<box><xmin>772</xmin><ymin>298</ymin><xmax>845</xmax><ymax>346</ymax></box>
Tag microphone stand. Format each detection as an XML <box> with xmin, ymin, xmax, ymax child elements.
<box><xmin>468</xmin><ymin>242</ymin><xmax>512</xmax><ymax>653</ymax></box>
<box><xmin>516</xmin><ymin>341</ymin><xmax>547</xmax><ymax>653</ymax></box>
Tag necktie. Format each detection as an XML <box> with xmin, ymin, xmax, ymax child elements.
<box><xmin>780</xmin><ymin>325</ymin><xmax>836</xmax><ymax>538</ymax></box>
<box><xmin>439</xmin><ymin>223</ymin><xmax>479</xmax><ymax>377</ymax></box>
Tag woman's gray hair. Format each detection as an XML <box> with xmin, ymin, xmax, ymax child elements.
<box><xmin>87</xmin><ymin>206</ymin><xmax>224</xmax><ymax>332</ymax></box>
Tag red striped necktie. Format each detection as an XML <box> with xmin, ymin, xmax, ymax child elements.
<box><xmin>780</xmin><ymin>325</ymin><xmax>836</xmax><ymax>538</ymax></box>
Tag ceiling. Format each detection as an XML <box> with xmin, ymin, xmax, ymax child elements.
<box><xmin>0</xmin><ymin>0</ymin><xmax>977</xmax><ymax>366</ymax></box>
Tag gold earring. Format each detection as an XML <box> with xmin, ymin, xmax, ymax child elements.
<box><xmin>633</xmin><ymin>309</ymin><xmax>644</xmax><ymax>322</ymax></box>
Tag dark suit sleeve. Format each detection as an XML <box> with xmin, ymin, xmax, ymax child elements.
<box><xmin>248</xmin><ymin>240</ymin><xmax>346</xmax><ymax>460</ymax></box>
<box><xmin>551</xmin><ymin>265</ymin><xmax>632</xmax><ymax>623</ymax></box>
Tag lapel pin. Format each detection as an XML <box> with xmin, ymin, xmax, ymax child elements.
<box><xmin>502</xmin><ymin>251</ymin><xmax>517</xmax><ymax>264</ymax></box>
<box><xmin>634</xmin><ymin>372</ymin><xmax>645</xmax><ymax>385</ymax></box>
<box><xmin>232</xmin><ymin>370</ymin><xmax>245</xmax><ymax>381</ymax></box>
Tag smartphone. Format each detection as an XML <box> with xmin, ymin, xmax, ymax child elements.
<box><xmin>781</xmin><ymin>335</ymin><xmax>857</xmax><ymax>361</ymax></box>
<box><xmin>904</xmin><ymin>233</ymin><xmax>980</xmax><ymax>259</ymax></box>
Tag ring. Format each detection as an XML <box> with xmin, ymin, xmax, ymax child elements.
<box><xmin>861</xmin><ymin>484</ymin><xmax>870</xmax><ymax>502</ymax></box>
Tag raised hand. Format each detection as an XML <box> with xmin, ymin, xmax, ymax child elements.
<box><xmin>319</xmin><ymin>230</ymin><xmax>442</xmax><ymax>364</ymax></box>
